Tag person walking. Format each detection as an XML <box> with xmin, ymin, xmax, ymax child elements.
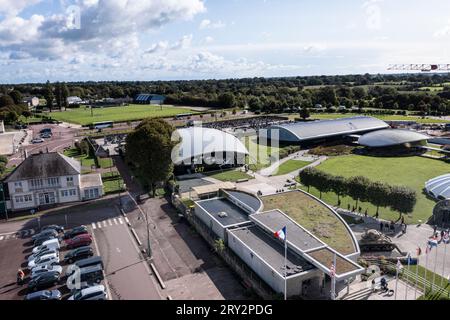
<box><xmin>17</xmin><ymin>269</ymin><xmax>24</xmax><ymax>285</ymax></box>
<box><xmin>380</xmin><ymin>221</ymin><xmax>384</xmax><ymax>232</ymax></box>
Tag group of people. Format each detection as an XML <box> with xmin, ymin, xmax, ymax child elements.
<box><xmin>378</xmin><ymin>216</ymin><xmax>408</xmax><ymax>235</ymax></box>
<box><xmin>203</xmin><ymin>116</ymin><xmax>285</xmax><ymax>131</ymax></box>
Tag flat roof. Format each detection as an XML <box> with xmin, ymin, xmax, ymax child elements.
<box><xmin>229</xmin><ymin>226</ymin><xmax>314</xmax><ymax>277</ymax></box>
<box><xmin>197</xmin><ymin>197</ymin><xmax>250</xmax><ymax>227</ymax></box>
<box><xmin>224</xmin><ymin>190</ymin><xmax>262</xmax><ymax>212</ymax></box>
<box><xmin>308</xmin><ymin>247</ymin><xmax>361</xmax><ymax>276</ymax></box>
<box><xmin>250</xmin><ymin>210</ymin><xmax>324</xmax><ymax>252</ymax></box>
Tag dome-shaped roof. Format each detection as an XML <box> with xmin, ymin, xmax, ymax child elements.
<box><xmin>173</xmin><ymin>127</ymin><xmax>249</xmax><ymax>165</ymax></box>
<box><xmin>425</xmin><ymin>174</ymin><xmax>450</xmax><ymax>200</ymax></box>
<box><xmin>358</xmin><ymin>129</ymin><xmax>429</xmax><ymax>148</ymax></box>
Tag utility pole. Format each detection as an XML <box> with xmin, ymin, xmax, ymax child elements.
<box><xmin>144</xmin><ymin>210</ymin><xmax>152</xmax><ymax>259</ymax></box>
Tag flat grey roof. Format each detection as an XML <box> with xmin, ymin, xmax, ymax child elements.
<box><xmin>198</xmin><ymin>197</ymin><xmax>250</xmax><ymax>227</ymax></box>
<box><xmin>225</xmin><ymin>190</ymin><xmax>262</xmax><ymax>212</ymax></box>
<box><xmin>178</xmin><ymin>178</ymin><xmax>213</xmax><ymax>194</ymax></box>
<box><xmin>229</xmin><ymin>226</ymin><xmax>314</xmax><ymax>276</ymax></box>
<box><xmin>268</xmin><ymin>116</ymin><xmax>389</xmax><ymax>142</ymax></box>
<box><xmin>358</xmin><ymin>129</ymin><xmax>430</xmax><ymax>147</ymax></box>
<box><xmin>250</xmin><ymin>210</ymin><xmax>324</xmax><ymax>252</ymax></box>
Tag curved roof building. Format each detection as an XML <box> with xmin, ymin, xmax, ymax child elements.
<box><xmin>173</xmin><ymin>127</ymin><xmax>248</xmax><ymax>165</ymax></box>
<box><xmin>260</xmin><ymin>116</ymin><xmax>389</xmax><ymax>143</ymax></box>
<box><xmin>425</xmin><ymin>174</ymin><xmax>450</xmax><ymax>200</ymax></box>
<box><xmin>358</xmin><ymin>129</ymin><xmax>430</xmax><ymax>148</ymax></box>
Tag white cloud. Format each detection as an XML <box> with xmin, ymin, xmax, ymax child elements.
<box><xmin>199</xmin><ymin>19</ymin><xmax>226</xmax><ymax>30</ymax></box>
<box><xmin>0</xmin><ymin>0</ymin><xmax>42</xmax><ymax>15</ymax></box>
<box><xmin>434</xmin><ymin>21</ymin><xmax>450</xmax><ymax>38</ymax></box>
<box><xmin>144</xmin><ymin>34</ymin><xmax>193</xmax><ymax>55</ymax></box>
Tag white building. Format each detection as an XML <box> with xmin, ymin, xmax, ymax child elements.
<box><xmin>23</xmin><ymin>96</ymin><xmax>40</xmax><ymax>109</ymax></box>
<box><xmin>67</xmin><ymin>96</ymin><xmax>83</xmax><ymax>105</ymax></box>
<box><xmin>4</xmin><ymin>152</ymin><xmax>103</xmax><ymax>211</ymax></box>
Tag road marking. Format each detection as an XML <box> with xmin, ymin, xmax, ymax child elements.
<box><xmin>97</xmin><ymin>222</ymin><xmax>102</xmax><ymax>229</ymax></box>
<box><xmin>113</xmin><ymin>218</ymin><xmax>118</xmax><ymax>225</ymax></box>
<box><xmin>118</xmin><ymin>218</ymin><xmax>123</xmax><ymax>224</ymax></box>
<box><xmin>124</xmin><ymin>217</ymin><xmax>130</xmax><ymax>224</ymax></box>
<box><xmin>108</xmin><ymin>220</ymin><xmax>113</xmax><ymax>226</ymax></box>
<box><xmin>4</xmin><ymin>235</ymin><xmax>10</xmax><ymax>240</ymax></box>
<box><xmin>103</xmin><ymin>221</ymin><xmax>108</xmax><ymax>227</ymax></box>
<box><xmin>116</xmin><ymin>247</ymin><xmax>121</xmax><ymax>253</ymax></box>
<box><xmin>92</xmin><ymin>223</ymin><xmax>97</xmax><ymax>230</ymax></box>
<box><xmin>0</xmin><ymin>236</ymin><xmax>3</xmax><ymax>241</ymax></box>
<box><xmin>90</xmin><ymin>227</ymin><xmax>113</xmax><ymax>301</ymax></box>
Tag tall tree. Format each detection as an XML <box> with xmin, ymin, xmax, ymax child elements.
<box><xmin>367</xmin><ymin>181</ymin><xmax>390</xmax><ymax>216</ymax></box>
<box><xmin>299</xmin><ymin>167</ymin><xmax>315</xmax><ymax>192</ymax></box>
<box><xmin>44</xmin><ymin>80</ymin><xmax>54</xmax><ymax>112</ymax></box>
<box><xmin>346</xmin><ymin>176</ymin><xmax>371</xmax><ymax>209</ymax></box>
<box><xmin>299</xmin><ymin>106</ymin><xmax>310</xmax><ymax>120</ymax></box>
<box><xmin>125</xmin><ymin>118</ymin><xmax>177</xmax><ymax>196</ymax></box>
<box><xmin>8</xmin><ymin>90</ymin><xmax>22</xmax><ymax>105</ymax></box>
<box><xmin>388</xmin><ymin>186</ymin><xmax>417</xmax><ymax>221</ymax></box>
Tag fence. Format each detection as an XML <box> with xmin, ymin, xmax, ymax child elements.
<box><xmin>362</xmin><ymin>257</ymin><xmax>450</xmax><ymax>299</ymax></box>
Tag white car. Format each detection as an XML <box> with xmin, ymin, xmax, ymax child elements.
<box><xmin>28</xmin><ymin>248</ymin><xmax>59</xmax><ymax>262</ymax></box>
<box><xmin>68</xmin><ymin>285</ymin><xmax>107</xmax><ymax>300</ymax></box>
<box><xmin>28</xmin><ymin>253</ymin><xmax>59</xmax><ymax>269</ymax></box>
<box><xmin>31</xmin><ymin>264</ymin><xmax>63</xmax><ymax>278</ymax></box>
<box><xmin>31</xmin><ymin>138</ymin><xmax>44</xmax><ymax>144</ymax></box>
<box><xmin>32</xmin><ymin>239</ymin><xmax>60</xmax><ymax>254</ymax></box>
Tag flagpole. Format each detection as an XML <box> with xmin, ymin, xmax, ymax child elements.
<box><xmin>395</xmin><ymin>260</ymin><xmax>399</xmax><ymax>300</ymax></box>
<box><xmin>414</xmin><ymin>255</ymin><xmax>419</xmax><ymax>300</ymax></box>
<box><xmin>424</xmin><ymin>247</ymin><xmax>429</xmax><ymax>295</ymax></box>
<box><xmin>405</xmin><ymin>253</ymin><xmax>410</xmax><ymax>300</ymax></box>
<box><xmin>284</xmin><ymin>237</ymin><xmax>287</xmax><ymax>301</ymax></box>
<box><xmin>433</xmin><ymin>244</ymin><xmax>438</xmax><ymax>292</ymax></box>
<box><xmin>441</xmin><ymin>241</ymin><xmax>447</xmax><ymax>288</ymax></box>
<box><xmin>332</xmin><ymin>253</ymin><xmax>336</xmax><ymax>300</ymax></box>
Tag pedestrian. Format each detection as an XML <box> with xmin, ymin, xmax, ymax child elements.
<box><xmin>364</xmin><ymin>209</ymin><xmax>368</xmax><ymax>218</ymax></box>
<box><xmin>401</xmin><ymin>215</ymin><xmax>405</xmax><ymax>225</ymax></box>
<box><xmin>434</xmin><ymin>225</ymin><xmax>438</xmax><ymax>235</ymax></box>
<box><xmin>375</xmin><ymin>211</ymin><xmax>379</xmax><ymax>220</ymax></box>
<box><xmin>371</xmin><ymin>279</ymin><xmax>376</xmax><ymax>292</ymax></box>
<box><xmin>17</xmin><ymin>269</ymin><xmax>24</xmax><ymax>285</ymax></box>
<box><xmin>380</xmin><ymin>221</ymin><xmax>384</xmax><ymax>232</ymax></box>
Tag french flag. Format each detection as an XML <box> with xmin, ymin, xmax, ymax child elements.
<box><xmin>274</xmin><ymin>226</ymin><xmax>287</xmax><ymax>241</ymax></box>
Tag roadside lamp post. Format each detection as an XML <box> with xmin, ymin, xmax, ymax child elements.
<box><xmin>144</xmin><ymin>210</ymin><xmax>152</xmax><ymax>259</ymax></box>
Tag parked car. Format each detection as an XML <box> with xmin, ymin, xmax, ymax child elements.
<box><xmin>31</xmin><ymin>138</ymin><xmax>44</xmax><ymax>144</ymax></box>
<box><xmin>41</xmin><ymin>225</ymin><xmax>64</xmax><ymax>233</ymax></box>
<box><xmin>68</xmin><ymin>285</ymin><xmax>106</xmax><ymax>300</ymax></box>
<box><xmin>33</xmin><ymin>234</ymin><xmax>58</xmax><ymax>247</ymax></box>
<box><xmin>28</xmin><ymin>247</ymin><xmax>59</xmax><ymax>262</ymax></box>
<box><xmin>66</xmin><ymin>256</ymin><xmax>104</xmax><ymax>277</ymax></box>
<box><xmin>24</xmin><ymin>290</ymin><xmax>62</xmax><ymax>300</ymax></box>
<box><xmin>66</xmin><ymin>264</ymin><xmax>104</xmax><ymax>288</ymax></box>
<box><xmin>63</xmin><ymin>226</ymin><xmax>88</xmax><ymax>240</ymax></box>
<box><xmin>65</xmin><ymin>234</ymin><xmax>92</xmax><ymax>249</ymax></box>
<box><xmin>32</xmin><ymin>239</ymin><xmax>60</xmax><ymax>254</ymax></box>
<box><xmin>28</xmin><ymin>271</ymin><xmax>60</xmax><ymax>292</ymax></box>
<box><xmin>32</xmin><ymin>229</ymin><xmax>58</xmax><ymax>241</ymax></box>
<box><xmin>40</xmin><ymin>133</ymin><xmax>52</xmax><ymax>139</ymax></box>
<box><xmin>64</xmin><ymin>246</ymin><xmax>94</xmax><ymax>264</ymax></box>
<box><xmin>28</xmin><ymin>253</ymin><xmax>59</xmax><ymax>269</ymax></box>
<box><xmin>31</xmin><ymin>264</ymin><xmax>63</xmax><ymax>278</ymax></box>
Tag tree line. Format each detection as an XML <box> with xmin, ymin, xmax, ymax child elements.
<box><xmin>299</xmin><ymin>167</ymin><xmax>417</xmax><ymax>219</ymax></box>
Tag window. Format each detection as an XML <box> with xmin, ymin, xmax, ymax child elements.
<box><xmin>67</xmin><ymin>177</ymin><xmax>74</xmax><ymax>186</ymax></box>
<box><xmin>14</xmin><ymin>182</ymin><xmax>22</xmax><ymax>188</ymax></box>
<box><xmin>30</xmin><ymin>179</ymin><xmax>43</xmax><ymax>188</ymax></box>
<box><xmin>69</xmin><ymin>189</ymin><xmax>77</xmax><ymax>196</ymax></box>
<box><xmin>61</xmin><ymin>190</ymin><xmax>69</xmax><ymax>197</ymax></box>
<box><xmin>24</xmin><ymin>195</ymin><xmax>32</xmax><ymax>202</ymax></box>
<box><xmin>15</xmin><ymin>196</ymin><xmax>24</xmax><ymax>203</ymax></box>
<box><xmin>84</xmin><ymin>188</ymin><xmax>100</xmax><ymax>200</ymax></box>
<box><xmin>48</xmin><ymin>177</ymin><xmax>60</xmax><ymax>187</ymax></box>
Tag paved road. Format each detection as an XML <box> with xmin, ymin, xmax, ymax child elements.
<box><xmin>92</xmin><ymin>220</ymin><xmax>162</xmax><ymax>300</ymax></box>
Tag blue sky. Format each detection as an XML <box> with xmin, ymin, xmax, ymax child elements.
<box><xmin>0</xmin><ymin>0</ymin><xmax>449</xmax><ymax>83</ymax></box>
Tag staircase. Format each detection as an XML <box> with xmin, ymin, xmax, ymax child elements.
<box><xmin>341</xmin><ymin>287</ymin><xmax>373</xmax><ymax>300</ymax></box>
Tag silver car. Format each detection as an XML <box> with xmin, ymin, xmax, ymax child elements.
<box><xmin>28</xmin><ymin>248</ymin><xmax>59</xmax><ymax>262</ymax></box>
<box><xmin>31</xmin><ymin>264</ymin><xmax>63</xmax><ymax>278</ymax></box>
<box><xmin>28</xmin><ymin>253</ymin><xmax>59</xmax><ymax>269</ymax></box>
<box><xmin>68</xmin><ymin>285</ymin><xmax>107</xmax><ymax>300</ymax></box>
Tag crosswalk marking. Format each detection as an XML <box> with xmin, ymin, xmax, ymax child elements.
<box><xmin>118</xmin><ymin>218</ymin><xmax>123</xmax><ymax>224</ymax></box>
<box><xmin>92</xmin><ymin>223</ymin><xmax>97</xmax><ymax>230</ymax></box>
<box><xmin>97</xmin><ymin>222</ymin><xmax>102</xmax><ymax>229</ymax></box>
<box><xmin>103</xmin><ymin>221</ymin><xmax>107</xmax><ymax>227</ymax></box>
<box><xmin>108</xmin><ymin>220</ymin><xmax>113</xmax><ymax>226</ymax></box>
<box><xmin>0</xmin><ymin>228</ymin><xmax>36</xmax><ymax>241</ymax></box>
<box><xmin>113</xmin><ymin>218</ymin><xmax>118</xmax><ymax>225</ymax></box>
<box><xmin>0</xmin><ymin>236</ymin><xmax>3</xmax><ymax>241</ymax></box>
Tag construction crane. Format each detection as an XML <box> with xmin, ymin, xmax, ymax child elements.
<box><xmin>388</xmin><ymin>64</ymin><xmax>450</xmax><ymax>72</ymax></box>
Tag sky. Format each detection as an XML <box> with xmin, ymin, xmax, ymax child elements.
<box><xmin>0</xmin><ymin>0</ymin><xmax>450</xmax><ymax>84</ymax></box>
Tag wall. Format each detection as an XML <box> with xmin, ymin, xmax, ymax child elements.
<box><xmin>194</xmin><ymin>203</ymin><xmax>226</xmax><ymax>239</ymax></box>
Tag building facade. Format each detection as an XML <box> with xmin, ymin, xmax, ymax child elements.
<box><xmin>133</xmin><ymin>94</ymin><xmax>165</xmax><ymax>105</ymax></box>
<box><xmin>4</xmin><ymin>152</ymin><xmax>103</xmax><ymax>211</ymax></box>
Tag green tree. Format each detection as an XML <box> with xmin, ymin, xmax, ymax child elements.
<box><xmin>44</xmin><ymin>80</ymin><xmax>54</xmax><ymax>112</ymax></box>
<box><xmin>346</xmin><ymin>176</ymin><xmax>371</xmax><ymax>210</ymax></box>
<box><xmin>367</xmin><ymin>181</ymin><xmax>390</xmax><ymax>216</ymax></box>
<box><xmin>0</xmin><ymin>155</ymin><xmax>7</xmax><ymax>176</ymax></box>
<box><xmin>299</xmin><ymin>106</ymin><xmax>310</xmax><ymax>120</ymax></box>
<box><xmin>330</xmin><ymin>175</ymin><xmax>347</xmax><ymax>204</ymax></box>
<box><xmin>299</xmin><ymin>167</ymin><xmax>315</xmax><ymax>192</ymax></box>
<box><xmin>125</xmin><ymin>118</ymin><xmax>177</xmax><ymax>196</ymax></box>
<box><xmin>218</xmin><ymin>93</ymin><xmax>236</xmax><ymax>109</ymax></box>
<box><xmin>388</xmin><ymin>186</ymin><xmax>417</xmax><ymax>221</ymax></box>
<box><xmin>0</xmin><ymin>95</ymin><xmax>15</xmax><ymax>108</ymax></box>
<box><xmin>8</xmin><ymin>90</ymin><xmax>22</xmax><ymax>105</ymax></box>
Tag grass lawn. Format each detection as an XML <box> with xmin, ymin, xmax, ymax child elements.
<box><xmin>306</xmin><ymin>155</ymin><xmax>448</xmax><ymax>224</ymax></box>
<box><xmin>261</xmin><ymin>190</ymin><xmax>356</xmax><ymax>255</ymax></box>
<box><xmin>98</xmin><ymin>157</ymin><xmax>113</xmax><ymax>169</ymax></box>
<box><xmin>308</xmin><ymin>113</ymin><xmax>449</xmax><ymax>124</ymax></box>
<box><xmin>401</xmin><ymin>265</ymin><xmax>450</xmax><ymax>300</ymax></box>
<box><xmin>48</xmin><ymin>104</ymin><xmax>198</xmax><ymax>125</ymax></box>
<box><xmin>205</xmin><ymin>170</ymin><xmax>254</xmax><ymax>182</ymax></box>
<box><xmin>273</xmin><ymin>160</ymin><xmax>311</xmax><ymax>176</ymax></box>
<box><xmin>101</xmin><ymin>171</ymin><xmax>125</xmax><ymax>195</ymax></box>
<box><xmin>63</xmin><ymin>148</ymin><xmax>96</xmax><ymax>170</ymax></box>
<box><xmin>243</xmin><ymin>135</ymin><xmax>284</xmax><ymax>171</ymax></box>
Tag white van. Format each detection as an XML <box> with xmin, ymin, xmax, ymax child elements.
<box><xmin>32</xmin><ymin>238</ymin><xmax>60</xmax><ymax>254</ymax></box>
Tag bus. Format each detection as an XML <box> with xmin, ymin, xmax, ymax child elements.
<box><xmin>90</xmin><ymin>121</ymin><xmax>114</xmax><ymax>130</ymax></box>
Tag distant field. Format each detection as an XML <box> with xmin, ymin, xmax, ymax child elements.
<box><xmin>307</xmin><ymin>155</ymin><xmax>449</xmax><ymax>224</ymax></box>
<box><xmin>308</xmin><ymin>113</ymin><xmax>450</xmax><ymax>124</ymax></box>
<box><xmin>48</xmin><ymin>104</ymin><xmax>198</xmax><ymax>125</ymax></box>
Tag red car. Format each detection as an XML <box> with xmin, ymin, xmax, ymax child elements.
<box><xmin>65</xmin><ymin>234</ymin><xmax>92</xmax><ymax>249</ymax></box>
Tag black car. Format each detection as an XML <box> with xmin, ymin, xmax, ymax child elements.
<box><xmin>24</xmin><ymin>290</ymin><xmax>62</xmax><ymax>300</ymax></box>
<box><xmin>33</xmin><ymin>234</ymin><xmax>58</xmax><ymax>246</ymax></box>
<box><xmin>63</xmin><ymin>226</ymin><xmax>88</xmax><ymax>240</ymax></box>
<box><xmin>64</xmin><ymin>246</ymin><xmax>94</xmax><ymax>264</ymax></box>
<box><xmin>41</xmin><ymin>225</ymin><xmax>65</xmax><ymax>233</ymax></box>
<box><xmin>32</xmin><ymin>229</ymin><xmax>58</xmax><ymax>241</ymax></box>
<box><xmin>28</xmin><ymin>271</ymin><xmax>60</xmax><ymax>292</ymax></box>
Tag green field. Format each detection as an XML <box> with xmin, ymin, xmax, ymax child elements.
<box><xmin>244</xmin><ymin>135</ymin><xmax>282</xmax><ymax>171</ymax></box>
<box><xmin>304</xmin><ymin>155</ymin><xmax>449</xmax><ymax>224</ymax></box>
<box><xmin>102</xmin><ymin>171</ymin><xmax>125</xmax><ymax>195</ymax></box>
<box><xmin>48</xmin><ymin>104</ymin><xmax>198</xmax><ymax>125</ymax></box>
<box><xmin>273</xmin><ymin>160</ymin><xmax>311</xmax><ymax>176</ymax></box>
<box><xmin>205</xmin><ymin>170</ymin><xmax>254</xmax><ymax>182</ymax></box>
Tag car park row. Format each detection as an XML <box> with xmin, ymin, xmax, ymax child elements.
<box><xmin>18</xmin><ymin>224</ymin><xmax>108</xmax><ymax>300</ymax></box>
